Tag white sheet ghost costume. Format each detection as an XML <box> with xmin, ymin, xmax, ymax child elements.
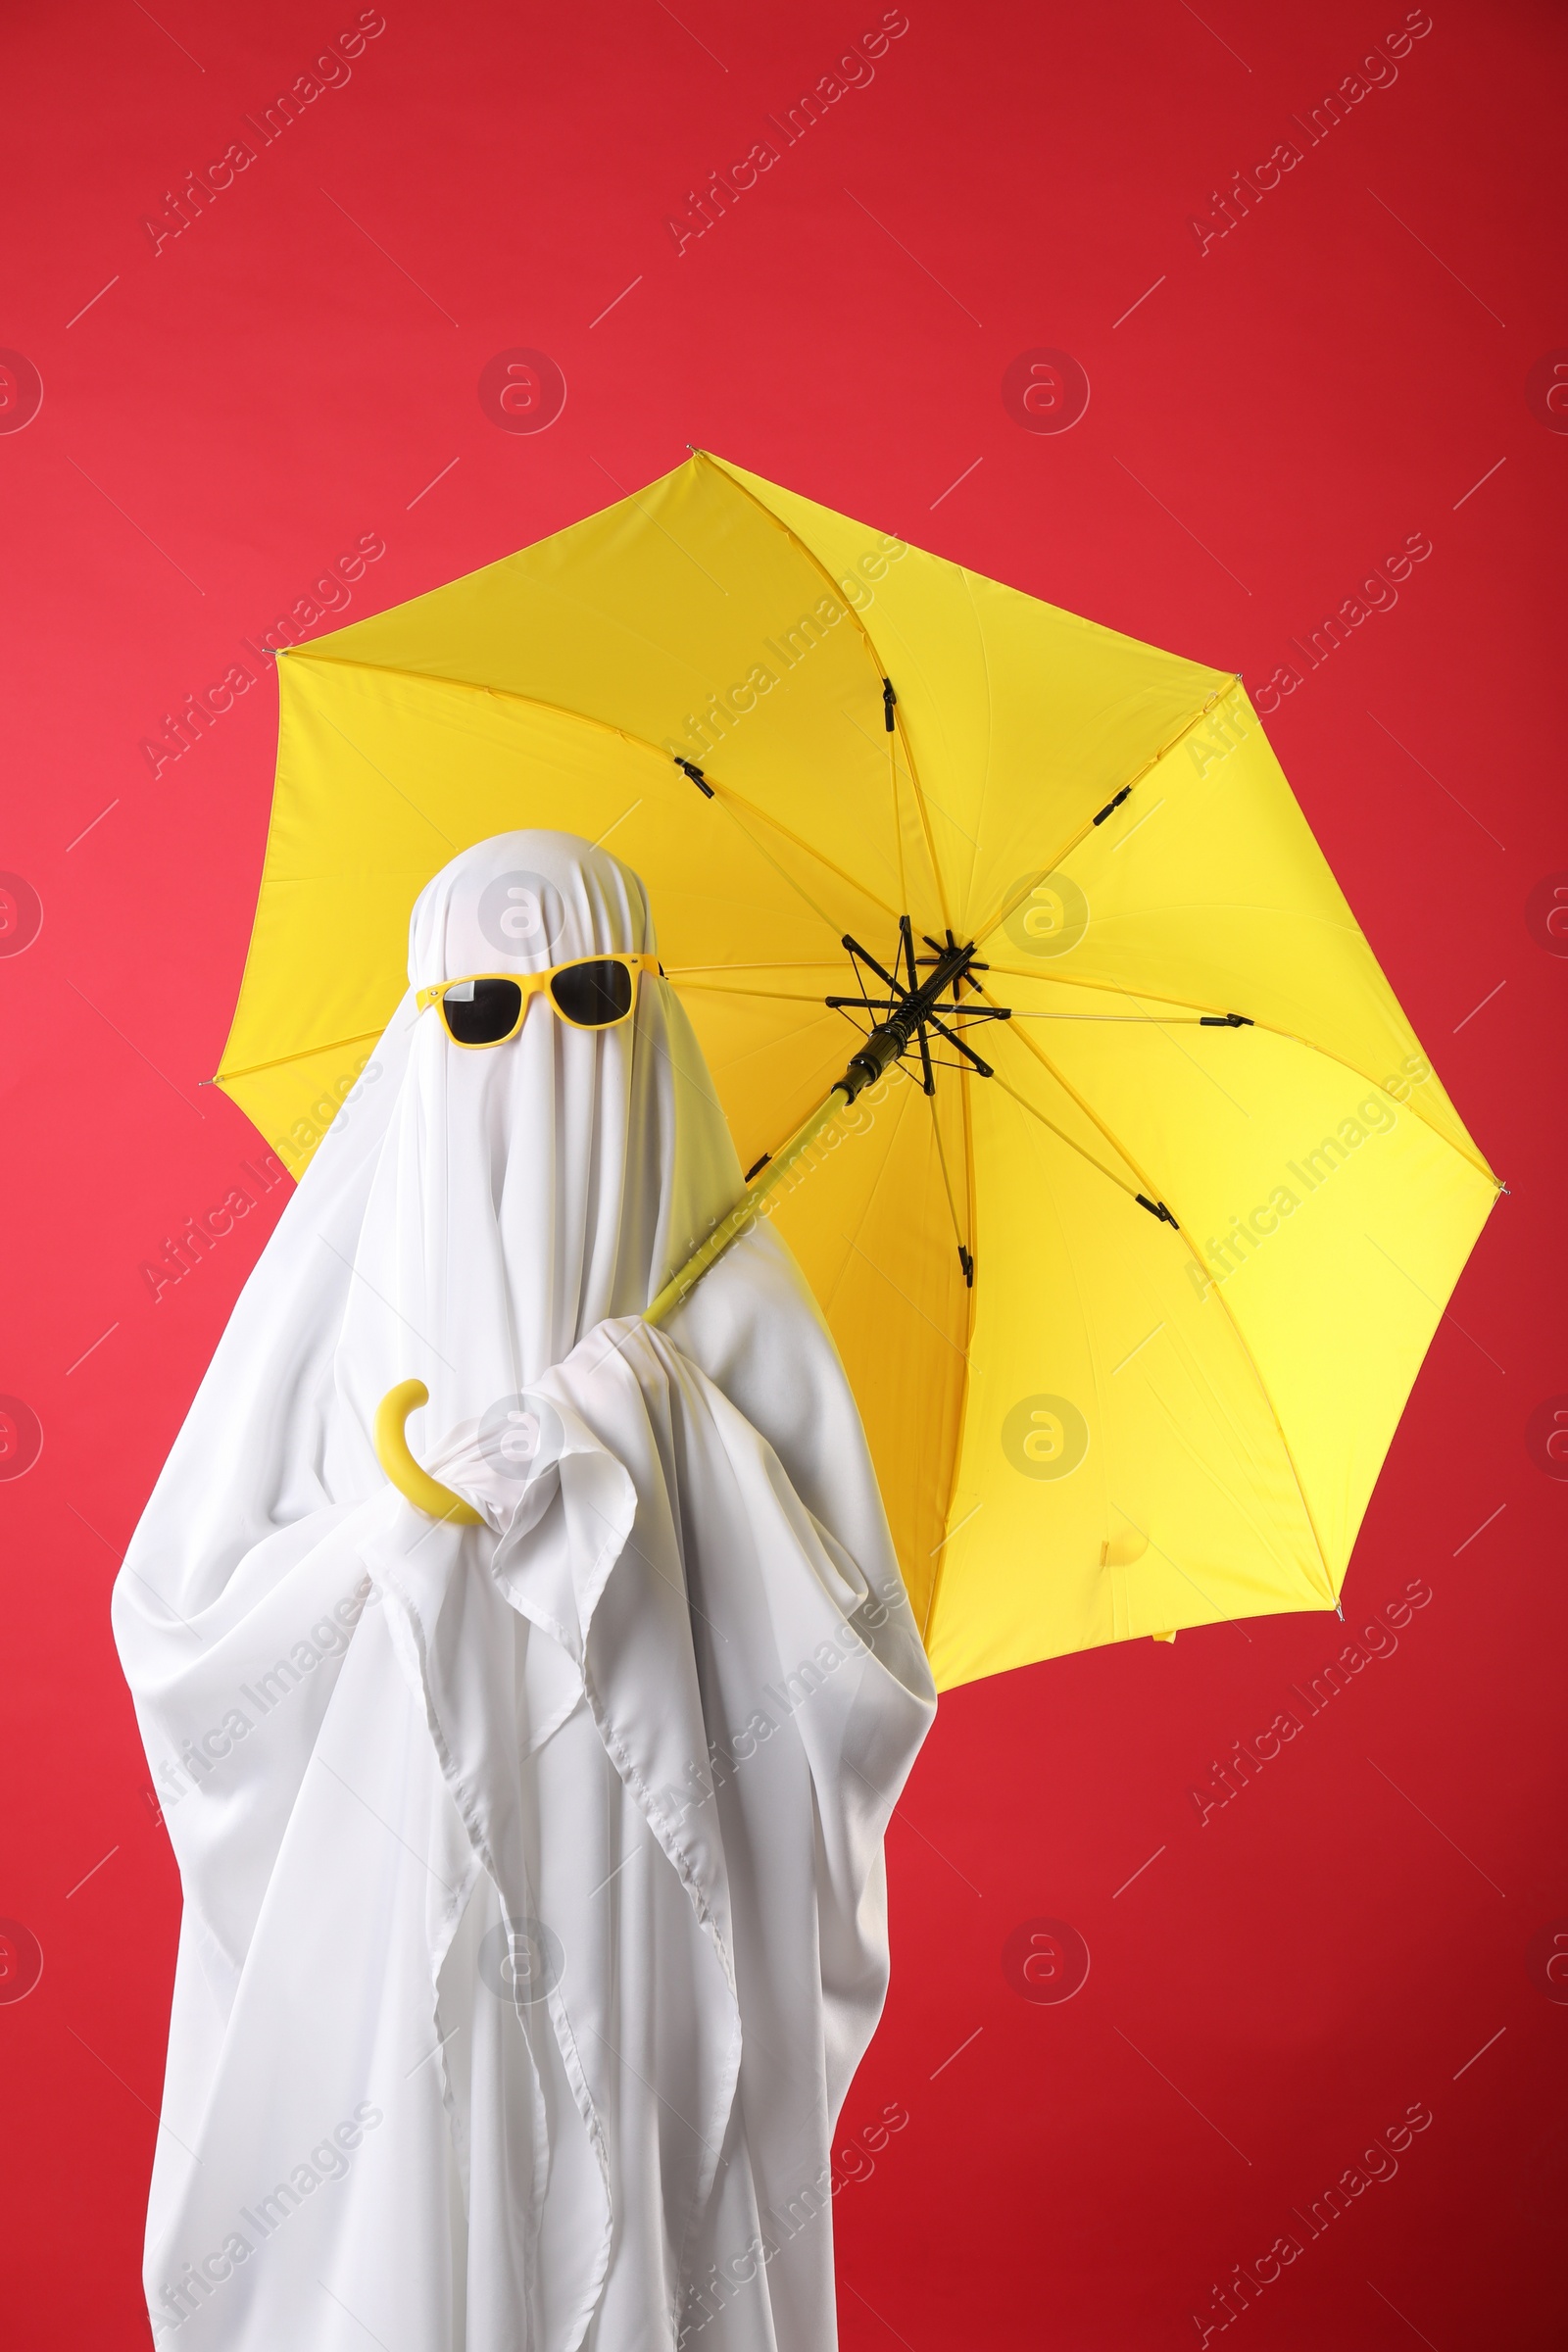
<box><xmin>114</xmin><ymin>833</ymin><xmax>936</xmax><ymax>2352</ymax></box>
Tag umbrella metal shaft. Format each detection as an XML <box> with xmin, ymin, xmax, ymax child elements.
<box><xmin>645</xmin><ymin>935</ymin><xmax>979</xmax><ymax>1329</ymax></box>
<box><xmin>644</xmin><ymin>1085</ymin><xmax>853</xmax><ymax>1328</ymax></box>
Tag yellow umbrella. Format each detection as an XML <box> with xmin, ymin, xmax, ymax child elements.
<box><xmin>216</xmin><ymin>452</ymin><xmax>1498</xmax><ymax>1690</ymax></box>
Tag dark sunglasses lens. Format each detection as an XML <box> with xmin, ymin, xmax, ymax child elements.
<box><xmin>550</xmin><ymin>959</ymin><xmax>633</xmax><ymax>1027</ymax></box>
<box><xmin>442</xmin><ymin>977</ymin><xmax>523</xmax><ymax>1044</ymax></box>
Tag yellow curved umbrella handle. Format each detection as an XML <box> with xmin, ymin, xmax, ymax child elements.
<box><xmin>373</xmin><ymin>1380</ymin><xmax>482</xmax><ymax>1526</ymax></box>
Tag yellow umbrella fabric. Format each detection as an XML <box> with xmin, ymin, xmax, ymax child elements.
<box><xmin>216</xmin><ymin>452</ymin><xmax>1498</xmax><ymax>1690</ymax></box>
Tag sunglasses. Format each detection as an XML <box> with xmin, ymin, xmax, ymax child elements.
<box><xmin>416</xmin><ymin>954</ymin><xmax>661</xmax><ymax>1048</ymax></box>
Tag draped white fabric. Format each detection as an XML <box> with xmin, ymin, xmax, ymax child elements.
<box><xmin>113</xmin><ymin>834</ymin><xmax>936</xmax><ymax>2351</ymax></box>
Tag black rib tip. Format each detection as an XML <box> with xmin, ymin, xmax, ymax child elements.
<box><xmin>674</xmin><ymin>756</ymin><xmax>713</xmax><ymax>797</ymax></box>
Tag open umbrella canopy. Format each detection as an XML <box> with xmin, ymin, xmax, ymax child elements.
<box><xmin>216</xmin><ymin>452</ymin><xmax>1498</xmax><ymax>1690</ymax></box>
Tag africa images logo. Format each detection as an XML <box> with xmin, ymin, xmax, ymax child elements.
<box><xmin>0</xmin><ymin>1919</ymin><xmax>44</xmax><ymax>2004</ymax></box>
<box><xmin>477</xmin><ymin>349</ymin><xmax>567</xmax><ymax>434</ymax></box>
<box><xmin>0</xmin><ymin>351</ymin><xmax>44</xmax><ymax>434</ymax></box>
<box><xmin>0</xmin><ymin>872</ymin><xmax>43</xmax><ymax>956</ymax></box>
<box><xmin>477</xmin><ymin>1916</ymin><xmax>564</xmax><ymax>2007</ymax></box>
<box><xmin>1002</xmin><ymin>1918</ymin><xmax>1091</xmax><ymax>2004</ymax></box>
<box><xmin>477</xmin><ymin>870</ymin><xmax>565</xmax><ymax>958</ymax></box>
<box><xmin>1001</xmin><ymin>350</ymin><xmax>1091</xmax><ymax>435</ymax></box>
<box><xmin>0</xmin><ymin>1396</ymin><xmax>44</xmax><ymax>1481</ymax></box>
<box><xmin>1003</xmin><ymin>1395</ymin><xmax>1090</xmax><ymax>1482</ymax></box>
<box><xmin>1003</xmin><ymin>870</ymin><xmax>1091</xmax><ymax>958</ymax></box>
<box><xmin>477</xmin><ymin>1394</ymin><xmax>560</xmax><ymax>1486</ymax></box>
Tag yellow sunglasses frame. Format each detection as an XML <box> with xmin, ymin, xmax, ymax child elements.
<box><xmin>416</xmin><ymin>954</ymin><xmax>661</xmax><ymax>1048</ymax></box>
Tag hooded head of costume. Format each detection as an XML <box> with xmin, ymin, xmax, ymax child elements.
<box><xmin>333</xmin><ymin>830</ymin><xmax>743</xmax><ymax>1469</ymax></box>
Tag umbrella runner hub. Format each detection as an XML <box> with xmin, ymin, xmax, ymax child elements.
<box><xmin>646</xmin><ymin>919</ymin><xmax>1009</xmax><ymax>1331</ymax></box>
<box><xmin>829</xmin><ymin>918</ymin><xmax>1011</xmax><ymax>1099</ymax></box>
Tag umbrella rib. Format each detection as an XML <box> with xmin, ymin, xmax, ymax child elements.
<box><xmin>982</xmin><ymin>981</ymin><xmax>1175</xmax><ymax>1201</ymax></box>
<box><xmin>928</xmin><ymin>1045</ymin><xmax>982</xmax><ymax>1643</ymax></box>
<box><xmin>1007</xmin><ymin>1012</ymin><xmax>1210</xmax><ymax>1022</ymax></box>
<box><xmin>701</xmin><ymin>778</ymin><xmax>901</xmax><ymax>930</ymax></box>
<box><xmin>1225</xmin><ymin>1018</ymin><xmax>1495</xmax><ymax>1185</ymax></box>
<box><xmin>817</xmin><ymin>1070</ymin><xmax>918</xmax><ymax>1324</ymax></box>
<box><xmin>981</xmin><ymin>984</ymin><xmax>1337</xmax><ymax>1595</ymax></box>
<box><xmin>925</xmin><ymin>1085</ymin><xmax>968</xmax><ymax>1255</ymax></box>
<box><xmin>955</xmin><ymin>564</ymin><xmax>993</xmax><ymax>926</ymax></box>
<box><xmin>971</xmin><ymin>686</ymin><xmax>1234</xmax><ymax>951</ymax></box>
<box><xmin>891</xmin><ymin>691</ymin><xmax>908</xmax><ymax>920</ymax></box>
<box><xmin>696</xmin><ymin>452</ymin><xmax>955</xmax><ymax>936</ymax></box>
<box><xmin>216</xmin><ymin>1027</ymin><xmax>388</xmax><ymax>1083</ymax></box>
<box><xmin>985</xmin><ymin>964</ymin><xmax>1495</xmax><ymax>1184</ymax></box>
<box><xmin>673</xmin><ymin>983</ymin><xmax>842</xmax><ymax>1004</ymax></box>
<box><xmin>219</xmin><ymin>977</ymin><xmax>853</xmax><ymax>1082</ymax></box>
<box><xmin>292</xmin><ymin>649</ymin><xmax>899</xmax><ymax>938</ymax></box>
<box><xmin>988</xmin><ymin>1070</ymin><xmax>1143</xmax><ymax>1201</ymax></box>
<box><xmin>299</xmin><ymin>648</ymin><xmax>683</xmax><ymax>773</ymax></box>
<box><xmin>1180</xmin><ymin>1275</ymin><xmax>1337</xmax><ymax>1604</ymax></box>
<box><xmin>703</xmin><ymin>1014</ymin><xmax>841</xmax><ymax>1093</ymax></box>
<box><xmin>985</xmin><ymin>964</ymin><xmax>1234</xmax><ymax>1008</ymax></box>
<box><xmin>703</xmin><ymin>791</ymin><xmax>861</xmax><ymax>945</ymax></box>
<box><xmin>901</xmin><ymin>726</ymin><xmax>951</xmax><ymax>932</ymax></box>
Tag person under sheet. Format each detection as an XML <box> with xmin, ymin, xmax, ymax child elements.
<box><xmin>114</xmin><ymin>830</ymin><xmax>937</xmax><ymax>2352</ymax></box>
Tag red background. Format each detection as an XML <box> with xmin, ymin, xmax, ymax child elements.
<box><xmin>2</xmin><ymin>0</ymin><xmax>1564</xmax><ymax>2343</ymax></box>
